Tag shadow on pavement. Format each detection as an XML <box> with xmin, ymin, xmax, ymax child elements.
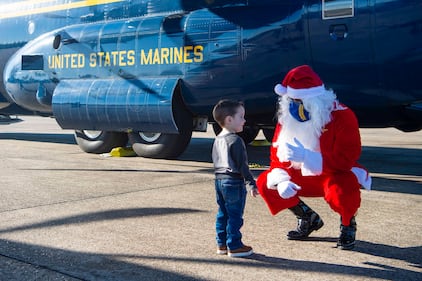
<box><xmin>361</xmin><ymin>146</ymin><xmax>422</xmax><ymax>177</ymax></box>
<box><xmin>356</xmin><ymin>241</ymin><xmax>421</xmax><ymax>269</ymax></box>
<box><xmin>0</xmin><ymin>207</ymin><xmax>205</xmax><ymax>235</ymax></box>
<box><xmin>0</xmin><ymin>239</ymin><xmax>207</xmax><ymax>281</ymax></box>
<box><xmin>1</xmin><ymin>238</ymin><xmax>421</xmax><ymax>281</ymax></box>
<box><xmin>360</xmin><ymin>146</ymin><xmax>422</xmax><ymax>195</ymax></box>
<box><xmin>0</xmin><ymin>132</ymin><xmax>76</xmax><ymax>144</ymax></box>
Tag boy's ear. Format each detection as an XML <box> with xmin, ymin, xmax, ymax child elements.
<box><xmin>224</xmin><ymin>115</ymin><xmax>232</xmax><ymax>125</ymax></box>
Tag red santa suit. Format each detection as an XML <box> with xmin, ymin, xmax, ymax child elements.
<box><xmin>257</xmin><ymin>66</ymin><xmax>371</xmax><ymax>226</ymax></box>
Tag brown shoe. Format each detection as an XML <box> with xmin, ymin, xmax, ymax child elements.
<box><xmin>216</xmin><ymin>245</ymin><xmax>228</xmax><ymax>255</ymax></box>
<box><xmin>228</xmin><ymin>245</ymin><xmax>253</xmax><ymax>257</ymax></box>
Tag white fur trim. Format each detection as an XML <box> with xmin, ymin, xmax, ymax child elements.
<box><xmin>267</xmin><ymin>168</ymin><xmax>290</xmax><ymax>189</ymax></box>
<box><xmin>286</xmin><ymin>85</ymin><xmax>325</xmax><ymax>99</ymax></box>
<box><xmin>351</xmin><ymin>167</ymin><xmax>372</xmax><ymax>190</ymax></box>
<box><xmin>274</xmin><ymin>84</ymin><xmax>286</xmax><ymax>96</ymax></box>
<box><xmin>301</xmin><ymin>150</ymin><xmax>323</xmax><ymax>176</ymax></box>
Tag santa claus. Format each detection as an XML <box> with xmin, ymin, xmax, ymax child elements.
<box><xmin>257</xmin><ymin>65</ymin><xmax>371</xmax><ymax>250</ymax></box>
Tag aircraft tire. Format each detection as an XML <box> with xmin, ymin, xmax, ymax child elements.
<box><xmin>263</xmin><ymin>128</ymin><xmax>275</xmax><ymax>142</ymax></box>
<box><xmin>128</xmin><ymin>130</ymin><xmax>192</xmax><ymax>159</ymax></box>
<box><xmin>212</xmin><ymin>123</ymin><xmax>259</xmax><ymax>144</ymax></box>
<box><xmin>129</xmin><ymin>92</ymin><xmax>193</xmax><ymax>159</ymax></box>
<box><xmin>74</xmin><ymin>130</ymin><xmax>128</xmax><ymax>154</ymax></box>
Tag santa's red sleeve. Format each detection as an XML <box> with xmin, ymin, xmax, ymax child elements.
<box><xmin>319</xmin><ymin>107</ymin><xmax>361</xmax><ymax>174</ymax></box>
<box><xmin>318</xmin><ymin>106</ymin><xmax>371</xmax><ymax>188</ymax></box>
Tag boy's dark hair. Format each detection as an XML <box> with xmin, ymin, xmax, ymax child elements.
<box><xmin>212</xmin><ymin>99</ymin><xmax>244</xmax><ymax>127</ymax></box>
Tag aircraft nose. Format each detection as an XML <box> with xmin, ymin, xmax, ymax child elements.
<box><xmin>3</xmin><ymin>50</ymin><xmax>53</xmax><ymax>113</ymax></box>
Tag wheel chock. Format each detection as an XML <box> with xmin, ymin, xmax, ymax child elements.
<box><xmin>109</xmin><ymin>147</ymin><xmax>137</xmax><ymax>157</ymax></box>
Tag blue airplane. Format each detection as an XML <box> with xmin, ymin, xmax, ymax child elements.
<box><xmin>1</xmin><ymin>0</ymin><xmax>421</xmax><ymax>158</ymax></box>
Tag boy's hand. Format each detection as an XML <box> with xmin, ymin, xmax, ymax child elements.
<box><xmin>250</xmin><ymin>188</ymin><xmax>259</xmax><ymax>197</ymax></box>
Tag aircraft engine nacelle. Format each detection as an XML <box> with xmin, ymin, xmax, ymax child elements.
<box><xmin>52</xmin><ymin>78</ymin><xmax>180</xmax><ymax>133</ymax></box>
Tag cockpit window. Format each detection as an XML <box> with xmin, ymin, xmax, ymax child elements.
<box><xmin>322</xmin><ymin>0</ymin><xmax>354</xmax><ymax>19</ymax></box>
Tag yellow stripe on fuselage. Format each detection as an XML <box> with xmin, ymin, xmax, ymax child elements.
<box><xmin>0</xmin><ymin>0</ymin><xmax>123</xmax><ymax>20</ymax></box>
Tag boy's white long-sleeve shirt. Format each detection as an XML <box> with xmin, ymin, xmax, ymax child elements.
<box><xmin>212</xmin><ymin>132</ymin><xmax>257</xmax><ymax>191</ymax></box>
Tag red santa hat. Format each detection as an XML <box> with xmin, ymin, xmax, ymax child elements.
<box><xmin>274</xmin><ymin>65</ymin><xmax>325</xmax><ymax>99</ymax></box>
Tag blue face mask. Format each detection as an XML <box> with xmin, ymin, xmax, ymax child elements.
<box><xmin>289</xmin><ymin>99</ymin><xmax>310</xmax><ymax>122</ymax></box>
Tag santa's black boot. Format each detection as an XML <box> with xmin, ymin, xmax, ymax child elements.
<box><xmin>337</xmin><ymin>216</ymin><xmax>357</xmax><ymax>250</ymax></box>
<box><xmin>287</xmin><ymin>200</ymin><xmax>324</xmax><ymax>240</ymax></box>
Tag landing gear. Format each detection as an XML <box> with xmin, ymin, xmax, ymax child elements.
<box><xmin>128</xmin><ymin>130</ymin><xmax>192</xmax><ymax>159</ymax></box>
<box><xmin>74</xmin><ymin>130</ymin><xmax>128</xmax><ymax>154</ymax></box>
<box><xmin>128</xmin><ymin>92</ymin><xmax>193</xmax><ymax>159</ymax></box>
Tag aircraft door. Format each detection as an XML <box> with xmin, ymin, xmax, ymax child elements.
<box><xmin>306</xmin><ymin>0</ymin><xmax>376</xmax><ymax>106</ymax></box>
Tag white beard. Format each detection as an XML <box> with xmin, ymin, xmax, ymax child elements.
<box><xmin>275</xmin><ymin>115</ymin><xmax>321</xmax><ymax>169</ymax></box>
<box><xmin>274</xmin><ymin>92</ymin><xmax>336</xmax><ymax>168</ymax></box>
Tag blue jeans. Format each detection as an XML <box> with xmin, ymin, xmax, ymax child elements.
<box><xmin>215</xmin><ymin>178</ymin><xmax>247</xmax><ymax>250</ymax></box>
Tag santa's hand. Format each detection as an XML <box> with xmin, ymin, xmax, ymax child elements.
<box><xmin>286</xmin><ymin>138</ymin><xmax>306</xmax><ymax>163</ymax></box>
<box><xmin>277</xmin><ymin>181</ymin><xmax>301</xmax><ymax>199</ymax></box>
<box><xmin>267</xmin><ymin>168</ymin><xmax>290</xmax><ymax>189</ymax></box>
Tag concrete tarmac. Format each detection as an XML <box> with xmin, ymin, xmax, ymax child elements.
<box><xmin>0</xmin><ymin>116</ymin><xmax>421</xmax><ymax>281</ymax></box>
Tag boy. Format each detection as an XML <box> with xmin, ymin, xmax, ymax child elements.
<box><xmin>211</xmin><ymin>99</ymin><xmax>259</xmax><ymax>257</ymax></box>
